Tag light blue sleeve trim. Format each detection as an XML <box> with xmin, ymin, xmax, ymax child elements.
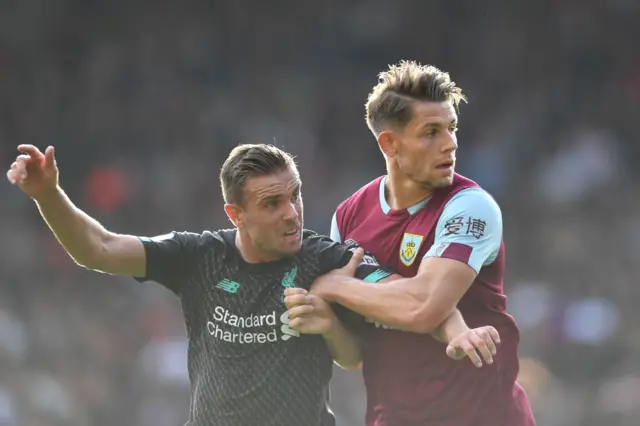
<box><xmin>363</xmin><ymin>269</ymin><xmax>393</xmax><ymax>282</ymax></box>
<box><xmin>424</xmin><ymin>188</ymin><xmax>502</xmax><ymax>273</ymax></box>
<box><xmin>330</xmin><ymin>212</ymin><xmax>341</xmax><ymax>243</ymax></box>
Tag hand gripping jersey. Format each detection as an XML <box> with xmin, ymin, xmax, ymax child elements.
<box><xmin>332</xmin><ymin>174</ymin><xmax>536</xmax><ymax>426</ymax></box>
<box><xmin>135</xmin><ymin>229</ymin><xmax>391</xmax><ymax>426</ymax></box>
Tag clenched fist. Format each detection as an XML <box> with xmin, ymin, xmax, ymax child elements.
<box><xmin>6</xmin><ymin>145</ymin><xmax>59</xmax><ymax>199</ymax></box>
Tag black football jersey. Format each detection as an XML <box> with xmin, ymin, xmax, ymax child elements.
<box><xmin>135</xmin><ymin>229</ymin><xmax>392</xmax><ymax>426</ymax></box>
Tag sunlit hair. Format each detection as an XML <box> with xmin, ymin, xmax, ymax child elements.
<box><xmin>365</xmin><ymin>60</ymin><xmax>467</xmax><ymax>135</ymax></box>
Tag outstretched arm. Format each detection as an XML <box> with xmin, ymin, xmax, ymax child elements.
<box><xmin>7</xmin><ymin>144</ymin><xmax>146</xmax><ymax>275</ymax></box>
<box><xmin>35</xmin><ymin>185</ymin><xmax>146</xmax><ymax>275</ymax></box>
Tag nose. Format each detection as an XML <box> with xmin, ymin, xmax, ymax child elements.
<box><xmin>282</xmin><ymin>202</ymin><xmax>299</xmax><ymax>222</ymax></box>
<box><xmin>441</xmin><ymin>131</ymin><xmax>458</xmax><ymax>153</ymax></box>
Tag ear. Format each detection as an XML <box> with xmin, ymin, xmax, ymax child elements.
<box><xmin>224</xmin><ymin>203</ymin><xmax>242</xmax><ymax>228</ymax></box>
<box><xmin>377</xmin><ymin>130</ymin><xmax>397</xmax><ymax>158</ymax></box>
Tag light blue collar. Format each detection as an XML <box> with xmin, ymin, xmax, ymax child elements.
<box><xmin>379</xmin><ymin>176</ymin><xmax>429</xmax><ymax>215</ymax></box>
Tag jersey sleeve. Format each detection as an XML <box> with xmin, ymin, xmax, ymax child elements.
<box><xmin>311</xmin><ymin>234</ymin><xmax>394</xmax><ymax>282</ymax></box>
<box><xmin>135</xmin><ymin>231</ymin><xmax>206</xmax><ymax>295</ymax></box>
<box><xmin>308</xmin><ymin>234</ymin><xmax>394</xmax><ymax>334</ymax></box>
<box><xmin>329</xmin><ymin>212</ymin><xmax>342</xmax><ymax>243</ymax></box>
<box><xmin>424</xmin><ymin>188</ymin><xmax>502</xmax><ymax>273</ymax></box>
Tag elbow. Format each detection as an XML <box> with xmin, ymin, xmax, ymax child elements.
<box><xmin>71</xmin><ymin>256</ymin><xmax>94</xmax><ymax>270</ymax></box>
<box><xmin>80</xmin><ymin>232</ymin><xmax>112</xmax><ymax>271</ymax></box>
<box><xmin>73</xmin><ymin>249</ymin><xmax>103</xmax><ymax>271</ymax></box>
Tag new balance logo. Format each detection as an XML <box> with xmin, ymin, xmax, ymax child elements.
<box><xmin>215</xmin><ymin>279</ymin><xmax>241</xmax><ymax>294</ymax></box>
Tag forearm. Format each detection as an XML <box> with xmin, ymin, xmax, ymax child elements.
<box><xmin>319</xmin><ymin>275</ymin><xmax>440</xmax><ymax>333</ymax></box>
<box><xmin>323</xmin><ymin>318</ymin><xmax>362</xmax><ymax>370</ymax></box>
<box><xmin>35</xmin><ymin>186</ymin><xmax>109</xmax><ymax>269</ymax></box>
<box><xmin>430</xmin><ymin>309</ymin><xmax>469</xmax><ymax>343</ymax></box>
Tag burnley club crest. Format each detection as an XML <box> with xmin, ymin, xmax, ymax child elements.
<box><xmin>399</xmin><ymin>233</ymin><xmax>424</xmax><ymax>266</ymax></box>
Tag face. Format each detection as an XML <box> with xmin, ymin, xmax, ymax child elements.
<box><xmin>381</xmin><ymin>100</ymin><xmax>458</xmax><ymax>189</ymax></box>
<box><xmin>227</xmin><ymin>168</ymin><xmax>303</xmax><ymax>261</ymax></box>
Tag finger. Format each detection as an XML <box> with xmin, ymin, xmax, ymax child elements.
<box><xmin>486</xmin><ymin>326</ymin><xmax>501</xmax><ymax>345</ymax></box>
<box><xmin>469</xmin><ymin>332</ymin><xmax>493</xmax><ymax>365</ymax></box>
<box><xmin>17</xmin><ymin>144</ymin><xmax>44</xmax><ymax>161</ymax></box>
<box><xmin>6</xmin><ymin>169</ymin><xmax>17</xmax><ymax>185</ymax></box>
<box><xmin>288</xmin><ymin>305</ymin><xmax>314</xmax><ymax>320</ymax></box>
<box><xmin>44</xmin><ymin>146</ymin><xmax>56</xmax><ymax>170</ymax></box>
<box><xmin>343</xmin><ymin>247</ymin><xmax>364</xmax><ymax>275</ymax></box>
<box><xmin>15</xmin><ymin>155</ymin><xmax>31</xmax><ymax>166</ymax></box>
<box><xmin>478</xmin><ymin>328</ymin><xmax>497</xmax><ymax>356</ymax></box>
<box><xmin>446</xmin><ymin>344</ymin><xmax>464</xmax><ymax>360</ymax></box>
<box><xmin>7</xmin><ymin>161</ymin><xmax>26</xmax><ymax>184</ymax></box>
<box><xmin>289</xmin><ymin>317</ymin><xmax>305</xmax><ymax>330</ymax></box>
<box><xmin>459</xmin><ymin>339</ymin><xmax>483</xmax><ymax>368</ymax></box>
<box><xmin>284</xmin><ymin>288</ymin><xmax>307</xmax><ymax>297</ymax></box>
<box><xmin>284</xmin><ymin>294</ymin><xmax>310</xmax><ymax>309</ymax></box>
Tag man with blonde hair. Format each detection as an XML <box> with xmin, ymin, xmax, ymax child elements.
<box><xmin>302</xmin><ymin>61</ymin><xmax>536</xmax><ymax>426</ymax></box>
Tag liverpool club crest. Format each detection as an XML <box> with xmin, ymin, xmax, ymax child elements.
<box><xmin>399</xmin><ymin>233</ymin><xmax>424</xmax><ymax>266</ymax></box>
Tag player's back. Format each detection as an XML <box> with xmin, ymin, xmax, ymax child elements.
<box><xmin>332</xmin><ymin>175</ymin><xmax>534</xmax><ymax>426</ymax></box>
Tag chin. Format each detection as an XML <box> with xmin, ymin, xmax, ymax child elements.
<box><xmin>431</xmin><ymin>175</ymin><xmax>454</xmax><ymax>188</ymax></box>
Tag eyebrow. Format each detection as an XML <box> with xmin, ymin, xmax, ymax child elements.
<box><xmin>421</xmin><ymin>118</ymin><xmax>458</xmax><ymax>129</ymax></box>
<box><xmin>259</xmin><ymin>194</ymin><xmax>280</xmax><ymax>203</ymax></box>
<box><xmin>257</xmin><ymin>182</ymin><xmax>301</xmax><ymax>202</ymax></box>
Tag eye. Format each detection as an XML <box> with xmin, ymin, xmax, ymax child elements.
<box><xmin>264</xmin><ymin>199</ymin><xmax>278</xmax><ymax>209</ymax></box>
<box><xmin>449</xmin><ymin>125</ymin><xmax>458</xmax><ymax>133</ymax></box>
<box><xmin>425</xmin><ymin>129</ymin><xmax>437</xmax><ymax>137</ymax></box>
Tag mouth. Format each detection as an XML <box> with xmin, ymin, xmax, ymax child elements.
<box><xmin>435</xmin><ymin>160</ymin><xmax>455</xmax><ymax>170</ymax></box>
<box><xmin>283</xmin><ymin>228</ymin><xmax>300</xmax><ymax>239</ymax></box>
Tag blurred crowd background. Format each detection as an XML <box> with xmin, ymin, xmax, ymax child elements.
<box><xmin>1</xmin><ymin>0</ymin><xmax>639</xmax><ymax>425</ymax></box>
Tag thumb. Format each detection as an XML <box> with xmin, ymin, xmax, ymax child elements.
<box><xmin>446</xmin><ymin>344</ymin><xmax>457</xmax><ymax>359</ymax></box>
<box><xmin>44</xmin><ymin>146</ymin><xmax>56</xmax><ymax>170</ymax></box>
<box><xmin>446</xmin><ymin>344</ymin><xmax>465</xmax><ymax>360</ymax></box>
<box><xmin>344</xmin><ymin>247</ymin><xmax>364</xmax><ymax>275</ymax></box>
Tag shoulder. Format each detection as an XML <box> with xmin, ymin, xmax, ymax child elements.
<box><xmin>300</xmin><ymin>229</ymin><xmax>346</xmax><ymax>260</ymax></box>
<box><xmin>442</xmin><ymin>187</ymin><xmax>502</xmax><ymax>220</ymax></box>
<box><xmin>434</xmin><ymin>187</ymin><xmax>503</xmax><ymax>249</ymax></box>
<box><xmin>427</xmin><ymin>188</ymin><xmax>503</xmax><ymax>271</ymax></box>
<box><xmin>143</xmin><ymin>229</ymin><xmax>233</xmax><ymax>256</ymax></box>
<box><xmin>301</xmin><ymin>229</ymin><xmax>335</xmax><ymax>250</ymax></box>
<box><xmin>336</xmin><ymin>176</ymin><xmax>384</xmax><ymax>212</ymax></box>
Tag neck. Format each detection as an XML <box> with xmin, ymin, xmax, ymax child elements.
<box><xmin>385</xmin><ymin>164</ymin><xmax>433</xmax><ymax>210</ymax></box>
<box><xmin>235</xmin><ymin>230</ymin><xmax>279</xmax><ymax>263</ymax></box>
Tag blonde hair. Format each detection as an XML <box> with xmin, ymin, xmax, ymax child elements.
<box><xmin>365</xmin><ymin>60</ymin><xmax>467</xmax><ymax>135</ymax></box>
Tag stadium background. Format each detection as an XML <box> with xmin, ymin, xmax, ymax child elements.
<box><xmin>1</xmin><ymin>0</ymin><xmax>638</xmax><ymax>425</ymax></box>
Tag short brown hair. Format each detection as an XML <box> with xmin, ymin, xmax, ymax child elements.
<box><xmin>220</xmin><ymin>144</ymin><xmax>298</xmax><ymax>205</ymax></box>
<box><xmin>365</xmin><ymin>60</ymin><xmax>467</xmax><ymax>135</ymax></box>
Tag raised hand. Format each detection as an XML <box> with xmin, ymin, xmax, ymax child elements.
<box><xmin>6</xmin><ymin>145</ymin><xmax>59</xmax><ymax>199</ymax></box>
